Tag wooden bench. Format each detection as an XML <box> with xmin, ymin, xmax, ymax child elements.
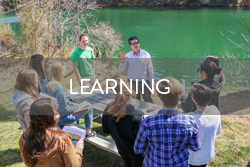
<box><xmin>68</xmin><ymin>87</ymin><xmax>162</xmax><ymax>156</ymax></box>
<box><xmin>70</xmin><ymin>87</ymin><xmax>162</xmax><ymax>115</ymax></box>
<box><xmin>68</xmin><ymin>123</ymin><xmax>120</xmax><ymax>156</ymax></box>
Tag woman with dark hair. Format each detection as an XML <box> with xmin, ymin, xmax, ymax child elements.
<box><xmin>181</xmin><ymin>59</ymin><xmax>222</xmax><ymax>112</ymax></box>
<box><xmin>12</xmin><ymin>69</ymin><xmax>39</xmax><ymax>132</ymax></box>
<box><xmin>19</xmin><ymin>98</ymin><xmax>83</xmax><ymax>167</ymax></box>
<box><xmin>102</xmin><ymin>81</ymin><xmax>144</xmax><ymax>167</ymax></box>
<box><xmin>206</xmin><ymin>55</ymin><xmax>225</xmax><ymax>88</ymax></box>
<box><xmin>29</xmin><ymin>54</ymin><xmax>46</xmax><ymax>93</ymax></box>
<box><xmin>206</xmin><ymin>55</ymin><xmax>225</xmax><ymax>110</ymax></box>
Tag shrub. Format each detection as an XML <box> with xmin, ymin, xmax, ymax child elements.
<box><xmin>88</xmin><ymin>21</ymin><xmax>123</xmax><ymax>60</ymax></box>
<box><xmin>0</xmin><ymin>23</ymin><xmax>22</xmax><ymax>56</ymax></box>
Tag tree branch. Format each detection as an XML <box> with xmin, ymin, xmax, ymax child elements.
<box><xmin>0</xmin><ymin>0</ymin><xmax>35</xmax><ymax>15</ymax></box>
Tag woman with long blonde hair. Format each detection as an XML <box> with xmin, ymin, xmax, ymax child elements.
<box><xmin>12</xmin><ymin>69</ymin><xmax>39</xmax><ymax>132</ymax></box>
<box><xmin>102</xmin><ymin>81</ymin><xmax>144</xmax><ymax>167</ymax></box>
<box><xmin>42</xmin><ymin>62</ymin><xmax>98</xmax><ymax>138</ymax></box>
<box><xmin>19</xmin><ymin>98</ymin><xmax>84</xmax><ymax>167</ymax></box>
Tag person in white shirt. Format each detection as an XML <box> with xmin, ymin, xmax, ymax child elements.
<box><xmin>188</xmin><ymin>83</ymin><xmax>221</xmax><ymax>167</ymax></box>
<box><xmin>119</xmin><ymin>36</ymin><xmax>154</xmax><ymax>103</ymax></box>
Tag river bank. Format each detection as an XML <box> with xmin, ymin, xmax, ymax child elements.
<box><xmin>1</xmin><ymin>0</ymin><xmax>250</xmax><ymax>12</ymax></box>
<box><xmin>98</xmin><ymin>0</ymin><xmax>250</xmax><ymax>7</ymax></box>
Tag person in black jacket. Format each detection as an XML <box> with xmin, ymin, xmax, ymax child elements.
<box><xmin>102</xmin><ymin>81</ymin><xmax>144</xmax><ymax>167</ymax></box>
<box><xmin>181</xmin><ymin>59</ymin><xmax>222</xmax><ymax>112</ymax></box>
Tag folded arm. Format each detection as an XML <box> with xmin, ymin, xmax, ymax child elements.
<box><xmin>181</xmin><ymin>93</ymin><xmax>196</xmax><ymax>113</ymax></box>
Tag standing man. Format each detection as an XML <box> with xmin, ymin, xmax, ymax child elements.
<box><xmin>71</xmin><ymin>34</ymin><xmax>95</xmax><ymax>87</ymax></box>
<box><xmin>119</xmin><ymin>36</ymin><xmax>154</xmax><ymax>103</ymax></box>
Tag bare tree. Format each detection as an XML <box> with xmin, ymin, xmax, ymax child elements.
<box><xmin>88</xmin><ymin>21</ymin><xmax>123</xmax><ymax>59</ymax></box>
<box><xmin>0</xmin><ymin>0</ymin><xmax>99</xmax><ymax>57</ymax></box>
<box><xmin>220</xmin><ymin>10</ymin><xmax>250</xmax><ymax>88</ymax></box>
<box><xmin>59</xmin><ymin>0</ymin><xmax>99</xmax><ymax>46</ymax></box>
<box><xmin>0</xmin><ymin>0</ymin><xmax>35</xmax><ymax>14</ymax></box>
<box><xmin>1</xmin><ymin>0</ymin><xmax>125</xmax><ymax>60</ymax></box>
<box><xmin>220</xmin><ymin>10</ymin><xmax>250</xmax><ymax>57</ymax></box>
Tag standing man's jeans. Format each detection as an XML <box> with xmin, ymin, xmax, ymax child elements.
<box><xmin>131</xmin><ymin>80</ymin><xmax>154</xmax><ymax>103</ymax></box>
<box><xmin>217</xmin><ymin>97</ymin><xmax>220</xmax><ymax>110</ymax></box>
<box><xmin>57</xmin><ymin>108</ymin><xmax>93</xmax><ymax>129</ymax></box>
<box><xmin>81</xmin><ymin>73</ymin><xmax>96</xmax><ymax>87</ymax></box>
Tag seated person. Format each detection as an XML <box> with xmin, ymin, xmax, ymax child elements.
<box><xmin>133</xmin><ymin>77</ymin><xmax>201</xmax><ymax>167</ymax></box>
<box><xmin>29</xmin><ymin>54</ymin><xmax>46</xmax><ymax>93</ymax></box>
<box><xmin>189</xmin><ymin>83</ymin><xmax>221</xmax><ymax>167</ymax></box>
<box><xmin>181</xmin><ymin>59</ymin><xmax>222</xmax><ymax>112</ymax></box>
<box><xmin>42</xmin><ymin>62</ymin><xmax>97</xmax><ymax>137</ymax></box>
<box><xmin>12</xmin><ymin>69</ymin><xmax>39</xmax><ymax>132</ymax></box>
<box><xmin>19</xmin><ymin>98</ymin><xmax>83</xmax><ymax>167</ymax></box>
<box><xmin>102</xmin><ymin>81</ymin><xmax>144</xmax><ymax>167</ymax></box>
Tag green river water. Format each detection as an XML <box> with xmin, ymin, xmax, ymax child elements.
<box><xmin>1</xmin><ymin>7</ymin><xmax>250</xmax><ymax>84</ymax></box>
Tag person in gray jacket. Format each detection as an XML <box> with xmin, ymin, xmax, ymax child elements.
<box><xmin>12</xmin><ymin>69</ymin><xmax>39</xmax><ymax>132</ymax></box>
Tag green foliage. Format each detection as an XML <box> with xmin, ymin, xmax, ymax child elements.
<box><xmin>215</xmin><ymin>0</ymin><xmax>223</xmax><ymax>4</ymax></box>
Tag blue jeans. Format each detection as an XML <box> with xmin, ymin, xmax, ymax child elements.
<box><xmin>58</xmin><ymin>108</ymin><xmax>93</xmax><ymax>130</ymax></box>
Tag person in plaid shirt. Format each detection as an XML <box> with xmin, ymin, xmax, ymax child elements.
<box><xmin>133</xmin><ymin>77</ymin><xmax>201</xmax><ymax>167</ymax></box>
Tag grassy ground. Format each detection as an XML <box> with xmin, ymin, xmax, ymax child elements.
<box><xmin>0</xmin><ymin>59</ymin><xmax>250</xmax><ymax>167</ymax></box>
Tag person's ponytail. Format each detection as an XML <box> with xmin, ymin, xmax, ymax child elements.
<box><xmin>214</xmin><ymin>66</ymin><xmax>222</xmax><ymax>75</ymax></box>
<box><xmin>200</xmin><ymin>60</ymin><xmax>221</xmax><ymax>79</ymax></box>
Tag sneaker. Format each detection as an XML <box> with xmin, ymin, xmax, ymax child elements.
<box><xmin>85</xmin><ymin>130</ymin><xmax>99</xmax><ymax>138</ymax></box>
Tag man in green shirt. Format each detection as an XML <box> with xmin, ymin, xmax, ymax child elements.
<box><xmin>71</xmin><ymin>34</ymin><xmax>95</xmax><ymax>87</ymax></box>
